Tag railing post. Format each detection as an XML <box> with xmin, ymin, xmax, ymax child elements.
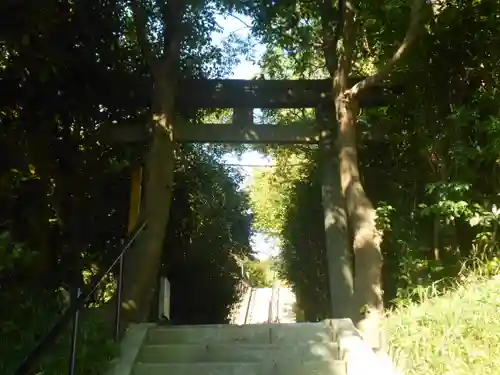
<box><xmin>268</xmin><ymin>285</ymin><xmax>275</xmax><ymax>324</ymax></box>
<box><xmin>12</xmin><ymin>222</ymin><xmax>146</xmax><ymax>375</ymax></box>
<box><xmin>275</xmin><ymin>287</ymin><xmax>281</xmax><ymax>323</ymax></box>
<box><xmin>244</xmin><ymin>287</ymin><xmax>254</xmax><ymax>324</ymax></box>
<box><xmin>68</xmin><ymin>285</ymin><xmax>81</xmax><ymax>375</ymax></box>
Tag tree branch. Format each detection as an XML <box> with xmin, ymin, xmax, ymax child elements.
<box><xmin>160</xmin><ymin>0</ymin><xmax>186</xmax><ymax>75</ymax></box>
<box><xmin>335</xmin><ymin>0</ymin><xmax>355</xmax><ymax>93</ymax></box>
<box><xmin>130</xmin><ymin>0</ymin><xmax>156</xmax><ymax>67</ymax></box>
<box><xmin>346</xmin><ymin>0</ymin><xmax>424</xmax><ymax>98</ymax></box>
<box><xmin>320</xmin><ymin>0</ymin><xmax>340</xmax><ymax>76</ymax></box>
<box><xmin>227</xmin><ymin>13</ymin><xmax>251</xmax><ymax>29</ymax></box>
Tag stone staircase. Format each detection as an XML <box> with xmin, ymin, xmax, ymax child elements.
<box><xmin>108</xmin><ymin>320</ymin><xmax>401</xmax><ymax>375</ymax></box>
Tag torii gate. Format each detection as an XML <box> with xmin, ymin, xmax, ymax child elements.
<box><xmin>101</xmin><ymin>77</ymin><xmax>397</xmax><ymax>318</ymax></box>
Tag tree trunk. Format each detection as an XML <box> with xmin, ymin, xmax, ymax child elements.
<box><xmin>336</xmin><ymin>93</ymin><xmax>383</xmax><ymax>347</ymax></box>
<box><xmin>118</xmin><ymin>0</ymin><xmax>184</xmax><ymax>323</ymax></box>
<box><xmin>319</xmin><ymin>0</ymin><xmax>354</xmax><ymax>319</ymax></box>
<box><xmin>332</xmin><ymin>0</ymin><xmax>383</xmax><ymax>344</ymax></box>
<box><xmin>318</xmin><ymin>104</ymin><xmax>353</xmax><ymax>318</ymax></box>
<box><xmin>330</xmin><ymin>0</ymin><xmax>424</xmax><ymax>348</ymax></box>
<box><xmin>121</xmin><ymin>75</ymin><xmax>176</xmax><ymax>322</ymax></box>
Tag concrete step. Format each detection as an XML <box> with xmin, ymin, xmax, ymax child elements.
<box><xmin>133</xmin><ymin>360</ymin><xmax>347</xmax><ymax>375</ymax></box>
<box><xmin>137</xmin><ymin>342</ymin><xmax>339</xmax><ymax>363</ymax></box>
<box><xmin>146</xmin><ymin>322</ymin><xmax>333</xmax><ymax>345</ymax></box>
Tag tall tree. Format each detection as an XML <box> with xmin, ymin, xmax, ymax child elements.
<box><xmin>249</xmin><ymin>0</ymin><xmax>500</xmax><ymax>347</ymax></box>
<box><xmin>122</xmin><ymin>0</ymin><xmax>186</xmax><ymax>322</ymax></box>
<box><xmin>249</xmin><ymin>0</ymin><xmax>427</xmax><ymax>343</ymax></box>
<box><xmin>327</xmin><ymin>0</ymin><xmax>425</xmax><ymax>345</ymax></box>
<box><xmin>124</xmin><ymin>0</ymin><xmax>253</xmax><ymax>321</ymax></box>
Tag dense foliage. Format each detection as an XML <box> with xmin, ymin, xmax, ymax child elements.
<box><xmin>3</xmin><ymin>0</ymin><xmax>500</xmax><ymax>371</ymax></box>
<box><xmin>0</xmin><ymin>0</ymin><xmax>253</xmax><ymax>373</ymax></box>
<box><xmin>248</xmin><ymin>0</ymin><xmax>500</xmax><ymax>320</ymax></box>
<box><xmin>163</xmin><ymin>145</ymin><xmax>252</xmax><ymax>325</ymax></box>
<box><xmin>243</xmin><ymin>257</ymin><xmax>279</xmax><ymax>288</ymax></box>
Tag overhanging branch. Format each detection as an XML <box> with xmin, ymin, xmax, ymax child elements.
<box><xmin>130</xmin><ymin>0</ymin><xmax>156</xmax><ymax>67</ymax></box>
<box><xmin>346</xmin><ymin>0</ymin><xmax>424</xmax><ymax>98</ymax></box>
<box><xmin>160</xmin><ymin>0</ymin><xmax>186</xmax><ymax>71</ymax></box>
<box><xmin>321</xmin><ymin>0</ymin><xmax>340</xmax><ymax>76</ymax></box>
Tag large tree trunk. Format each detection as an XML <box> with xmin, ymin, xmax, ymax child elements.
<box><xmin>336</xmin><ymin>92</ymin><xmax>383</xmax><ymax>347</ymax></box>
<box><xmin>319</xmin><ymin>0</ymin><xmax>354</xmax><ymax>318</ymax></box>
<box><xmin>334</xmin><ymin>25</ymin><xmax>384</xmax><ymax>335</ymax></box>
<box><xmin>331</xmin><ymin>0</ymin><xmax>424</xmax><ymax>348</ymax></box>
<box><xmin>121</xmin><ymin>73</ymin><xmax>176</xmax><ymax>322</ymax></box>
<box><xmin>121</xmin><ymin>0</ymin><xmax>184</xmax><ymax>323</ymax></box>
<box><xmin>317</xmin><ymin>104</ymin><xmax>353</xmax><ymax>318</ymax></box>
<box><xmin>333</xmin><ymin>0</ymin><xmax>383</xmax><ymax>343</ymax></box>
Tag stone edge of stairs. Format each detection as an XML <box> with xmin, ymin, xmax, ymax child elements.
<box><xmin>105</xmin><ymin>321</ymin><xmax>402</xmax><ymax>375</ymax></box>
<box><xmin>331</xmin><ymin>319</ymin><xmax>402</xmax><ymax>375</ymax></box>
<box><xmin>106</xmin><ymin>323</ymin><xmax>155</xmax><ymax>375</ymax></box>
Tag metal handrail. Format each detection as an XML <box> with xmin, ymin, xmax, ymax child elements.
<box><xmin>268</xmin><ymin>285</ymin><xmax>275</xmax><ymax>324</ymax></box>
<box><xmin>13</xmin><ymin>221</ymin><xmax>147</xmax><ymax>375</ymax></box>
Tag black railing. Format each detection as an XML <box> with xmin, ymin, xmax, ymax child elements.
<box><xmin>13</xmin><ymin>221</ymin><xmax>147</xmax><ymax>375</ymax></box>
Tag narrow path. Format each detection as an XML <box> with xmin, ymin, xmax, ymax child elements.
<box><xmin>230</xmin><ymin>286</ymin><xmax>297</xmax><ymax>324</ymax></box>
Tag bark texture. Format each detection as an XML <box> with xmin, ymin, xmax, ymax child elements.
<box><xmin>330</xmin><ymin>0</ymin><xmax>425</xmax><ymax>347</ymax></box>
<box><xmin>318</xmin><ymin>105</ymin><xmax>354</xmax><ymax>318</ymax></box>
<box><xmin>121</xmin><ymin>76</ymin><xmax>176</xmax><ymax>322</ymax></box>
<box><xmin>120</xmin><ymin>0</ymin><xmax>183</xmax><ymax>322</ymax></box>
<box><xmin>337</xmin><ymin>91</ymin><xmax>383</xmax><ymax>345</ymax></box>
<box><xmin>319</xmin><ymin>0</ymin><xmax>354</xmax><ymax>317</ymax></box>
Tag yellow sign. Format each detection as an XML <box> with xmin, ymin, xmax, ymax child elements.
<box><xmin>128</xmin><ymin>167</ymin><xmax>143</xmax><ymax>233</ymax></box>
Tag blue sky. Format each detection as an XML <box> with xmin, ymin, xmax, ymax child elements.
<box><xmin>212</xmin><ymin>14</ymin><xmax>278</xmax><ymax>259</ymax></box>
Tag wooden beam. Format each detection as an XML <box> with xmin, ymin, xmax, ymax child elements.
<box><xmin>175</xmin><ymin>123</ymin><xmax>320</xmax><ymax>144</ymax></box>
<box><xmin>176</xmin><ymin>78</ymin><xmax>400</xmax><ymax>109</ymax></box>
<box><xmin>98</xmin><ymin>123</ymin><xmax>321</xmax><ymax>144</ymax></box>
<box><xmin>97</xmin><ymin>122</ymin><xmax>149</xmax><ymax>143</ymax></box>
